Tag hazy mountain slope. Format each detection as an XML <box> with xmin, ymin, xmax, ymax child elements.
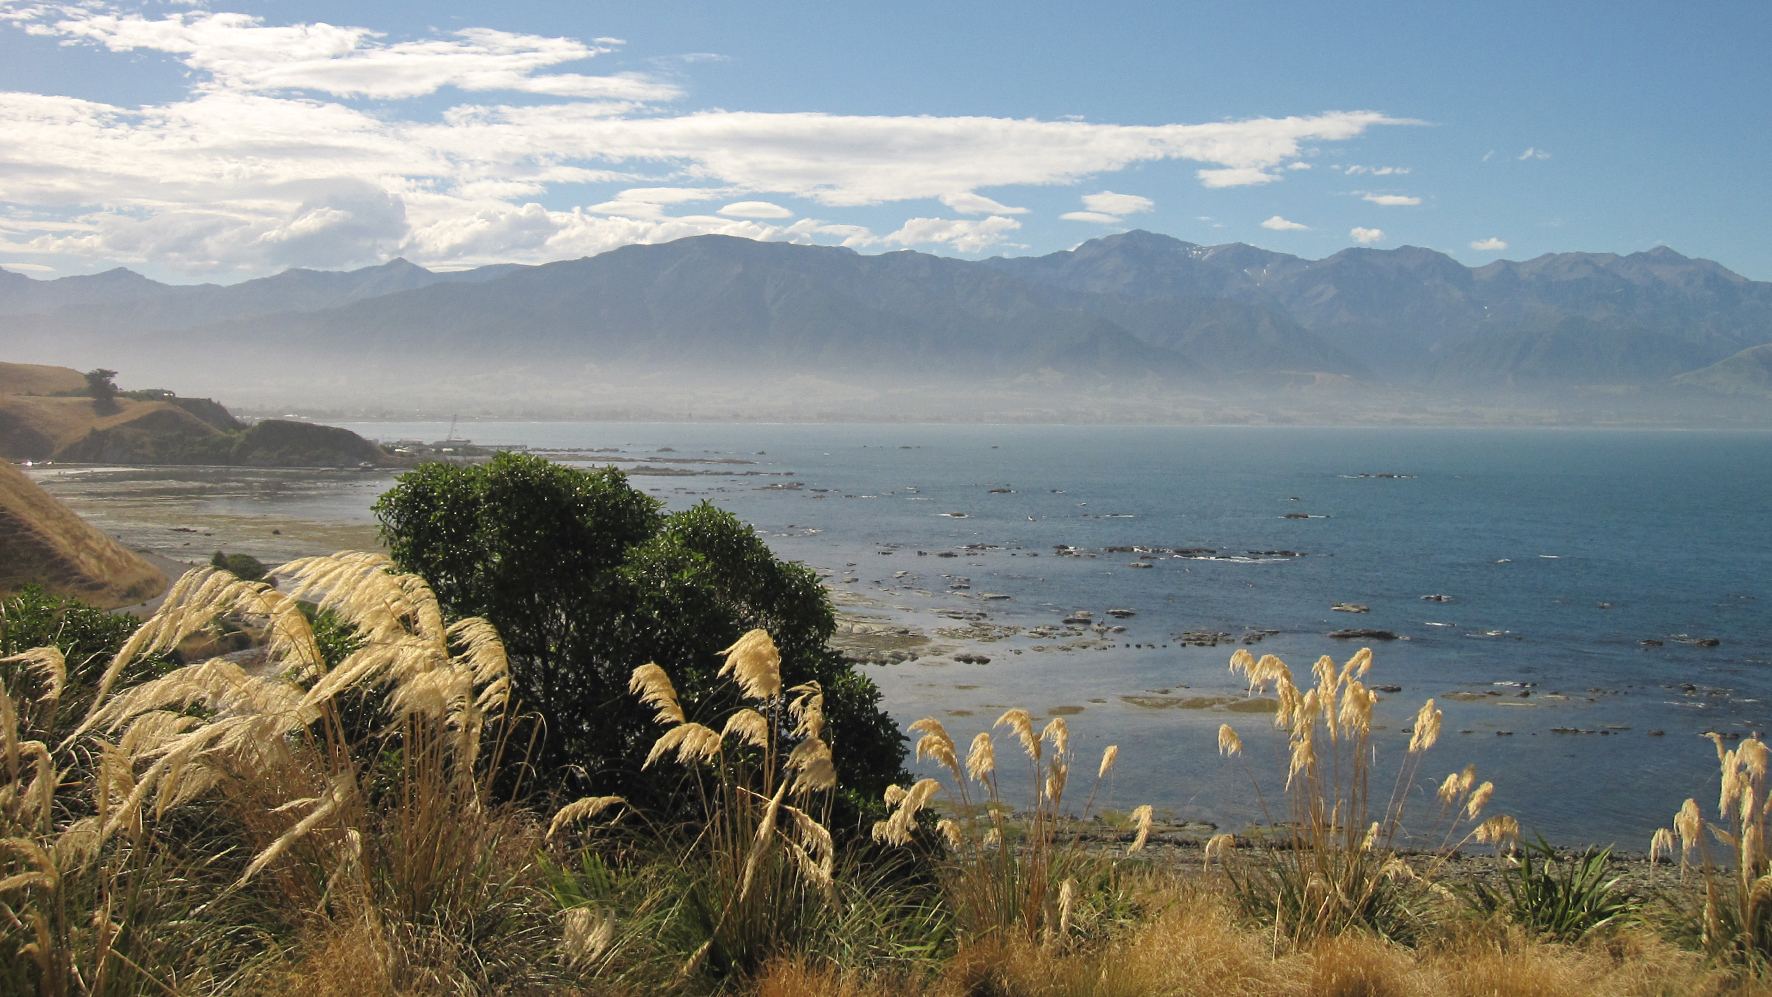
<box><xmin>0</xmin><ymin>259</ymin><xmax>527</xmax><ymax>339</ymax></box>
<box><xmin>988</xmin><ymin>231</ymin><xmax>1772</xmax><ymax>384</ymax></box>
<box><xmin>1672</xmin><ymin>343</ymin><xmax>1772</xmax><ymax>396</ymax></box>
<box><xmin>105</xmin><ymin>236</ymin><xmax>1195</xmax><ymax>381</ymax></box>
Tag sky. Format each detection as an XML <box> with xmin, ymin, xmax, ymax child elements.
<box><xmin>0</xmin><ymin>0</ymin><xmax>1768</xmax><ymax>283</ymax></box>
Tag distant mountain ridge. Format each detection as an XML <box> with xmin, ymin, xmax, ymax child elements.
<box><xmin>4</xmin><ymin>232</ymin><xmax>1768</xmax><ymax>401</ymax></box>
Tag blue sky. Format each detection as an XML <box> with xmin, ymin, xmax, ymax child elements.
<box><xmin>1</xmin><ymin>0</ymin><xmax>1767</xmax><ymax>282</ymax></box>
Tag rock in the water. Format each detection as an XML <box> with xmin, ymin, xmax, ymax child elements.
<box><xmin>1106</xmin><ymin>608</ymin><xmax>1136</xmax><ymax>618</ymax></box>
<box><xmin>1128</xmin><ymin>561</ymin><xmax>1153</xmax><ymax>569</ymax></box>
<box><xmin>1328</xmin><ymin>629</ymin><xmax>1399</xmax><ymax>640</ymax></box>
<box><xmin>1332</xmin><ymin>603</ymin><xmax>1371</xmax><ymax>613</ymax></box>
<box><xmin>1421</xmin><ymin>594</ymin><xmax>1452</xmax><ymax>602</ymax></box>
<box><xmin>954</xmin><ymin>652</ymin><xmax>991</xmax><ymax>664</ymax></box>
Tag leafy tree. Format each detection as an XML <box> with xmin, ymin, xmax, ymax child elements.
<box><xmin>83</xmin><ymin>367</ymin><xmax>119</xmax><ymax>414</ymax></box>
<box><xmin>373</xmin><ymin>453</ymin><xmax>906</xmax><ymax>825</ymax></box>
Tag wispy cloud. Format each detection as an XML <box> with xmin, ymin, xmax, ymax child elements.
<box><xmin>718</xmin><ymin>201</ymin><xmax>794</xmax><ymax>219</ymax></box>
<box><xmin>1062</xmin><ymin>192</ymin><xmax>1153</xmax><ymax>225</ymax></box>
<box><xmin>1469</xmin><ymin>237</ymin><xmax>1508</xmax><ymax>251</ymax></box>
<box><xmin>1260</xmin><ymin>215</ymin><xmax>1310</xmax><ymax>230</ymax></box>
<box><xmin>939</xmin><ymin>192</ymin><xmax>1029</xmax><ymax>215</ymax></box>
<box><xmin>1518</xmin><ymin>147</ymin><xmax>1551</xmax><ymax>160</ymax></box>
<box><xmin>1360</xmin><ymin>193</ymin><xmax>1421</xmax><ymax>206</ymax></box>
<box><xmin>1350</xmin><ymin>227</ymin><xmax>1385</xmax><ymax>244</ymax></box>
<box><xmin>1081</xmin><ymin>191</ymin><xmax>1153</xmax><ymax>216</ymax></box>
<box><xmin>1344</xmin><ymin>165</ymin><xmax>1409</xmax><ymax>175</ymax></box>
<box><xmin>0</xmin><ymin>3</ymin><xmax>1411</xmax><ymax>271</ymax></box>
<box><xmin>1059</xmin><ymin>211</ymin><xmax>1122</xmax><ymax>224</ymax></box>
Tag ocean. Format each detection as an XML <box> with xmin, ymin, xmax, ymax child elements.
<box><xmin>29</xmin><ymin>424</ymin><xmax>1772</xmax><ymax>848</ymax></box>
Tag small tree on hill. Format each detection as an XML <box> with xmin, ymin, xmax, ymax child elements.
<box><xmin>83</xmin><ymin>367</ymin><xmax>119</xmax><ymax>414</ymax></box>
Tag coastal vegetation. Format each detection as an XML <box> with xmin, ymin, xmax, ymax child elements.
<box><xmin>0</xmin><ymin>361</ymin><xmax>401</xmax><ymax>467</ymax></box>
<box><xmin>1</xmin><ymin>550</ymin><xmax>1768</xmax><ymax>996</ymax></box>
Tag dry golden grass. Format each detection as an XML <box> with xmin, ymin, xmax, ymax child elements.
<box><xmin>749</xmin><ymin>879</ymin><xmax>1756</xmax><ymax>997</ymax></box>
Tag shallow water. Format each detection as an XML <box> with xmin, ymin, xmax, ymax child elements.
<box><xmin>32</xmin><ymin>424</ymin><xmax>1772</xmax><ymax>848</ymax></box>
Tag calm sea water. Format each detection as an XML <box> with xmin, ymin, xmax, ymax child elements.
<box><xmin>40</xmin><ymin>424</ymin><xmax>1772</xmax><ymax>847</ymax></box>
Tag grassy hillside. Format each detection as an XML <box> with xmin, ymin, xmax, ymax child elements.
<box><xmin>1673</xmin><ymin>343</ymin><xmax>1772</xmax><ymax>396</ymax></box>
<box><xmin>0</xmin><ymin>361</ymin><xmax>406</xmax><ymax>466</ymax></box>
<box><xmin>0</xmin><ymin>457</ymin><xmax>165</xmax><ymax>606</ymax></box>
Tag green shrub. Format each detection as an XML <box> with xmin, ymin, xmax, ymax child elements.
<box><xmin>372</xmin><ymin>453</ymin><xmax>906</xmax><ymax>820</ymax></box>
<box><xmin>210</xmin><ymin>550</ymin><xmax>268</xmax><ymax>581</ymax></box>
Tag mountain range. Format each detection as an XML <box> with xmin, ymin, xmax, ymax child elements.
<box><xmin>3</xmin><ymin>232</ymin><xmax>1769</xmax><ymax>414</ymax></box>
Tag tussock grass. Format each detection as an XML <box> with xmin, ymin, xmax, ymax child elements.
<box><xmin>1214</xmin><ymin>648</ymin><xmax>1515</xmax><ymax>944</ymax></box>
<box><xmin>3</xmin><ymin>557</ymin><xmax>1771</xmax><ymax>995</ymax></box>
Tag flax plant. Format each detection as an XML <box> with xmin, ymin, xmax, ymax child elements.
<box><xmin>627</xmin><ymin>629</ymin><xmax>839</xmax><ymax>980</ymax></box>
<box><xmin>1651</xmin><ymin>732</ymin><xmax>1772</xmax><ymax>967</ymax></box>
<box><xmin>871</xmin><ymin>710</ymin><xmax>1149</xmax><ymax>949</ymax></box>
<box><xmin>1215</xmin><ymin>647</ymin><xmax>1516</xmax><ymax>944</ymax></box>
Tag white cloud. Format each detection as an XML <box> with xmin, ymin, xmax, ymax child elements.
<box><xmin>1518</xmin><ymin>147</ymin><xmax>1551</xmax><ymax>160</ymax></box>
<box><xmin>883</xmin><ymin>215</ymin><xmax>1021</xmax><ymax>253</ymax></box>
<box><xmin>34</xmin><ymin>10</ymin><xmax>678</xmax><ymax>101</ymax></box>
<box><xmin>717</xmin><ymin>201</ymin><xmax>794</xmax><ymax>219</ymax></box>
<box><xmin>1260</xmin><ymin>215</ymin><xmax>1309</xmax><ymax>231</ymax></box>
<box><xmin>1</xmin><ymin>262</ymin><xmax>55</xmax><ymax>271</ymax></box>
<box><xmin>1344</xmin><ymin>165</ymin><xmax>1409</xmax><ymax>175</ymax></box>
<box><xmin>1482</xmin><ymin>150</ymin><xmax>1495</xmax><ymax>162</ymax></box>
<box><xmin>1469</xmin><ymin>237</ymin><xmax>1508</xmax><ymax>251</ymax></box>
<box><xmin>1081</xmin><ymin>191</ymin><xmax>1153</xmax><ymax>216</ymax></box>
<box><xmin>939</xmin><ymin>192</ymin><xmax>1029</xmax><ymax>215</ymax></box>
<box><xmin>1361</xmin><ymin>193</ymin><xmax>1421</xmax><ymax>206</ymax></box>
<box><xmin>1197</xmin><ymin>166</ymin><xmax>1278</xmax><ymax>188</ymax></box>
<box><xmin>1350</xmin><ymin>227</ymin><xmax>1385</xmax><ymax>244</ymax></box>
<box><xmin>0</xmin><ymin>4</ymin><xmax>1413</xmax><ymax>272</ymax></box>
<box><xmin>1060</xmin><ymin>211</ymin><xmax>1122</xmax><ymax>224</ymax></box>
<box><xmin>1286</xmin><ymin>161</ymin><xmax>1312</xmax><ymax>170</ymax></box>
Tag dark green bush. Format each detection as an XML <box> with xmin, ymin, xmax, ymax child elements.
<box><xmin>373</xmin><ymin>453</ymin><xmax>907</xmax><ymax>824</ymax></box>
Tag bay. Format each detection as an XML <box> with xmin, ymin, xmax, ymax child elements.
<box><xmin>31</xmin><ymin>424</ymin><xmax>1772</xmax><ymax>847</ymax></box>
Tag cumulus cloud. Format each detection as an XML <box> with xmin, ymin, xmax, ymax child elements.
<box><xmin>1350</xmin><ymin>227</ymin><xmax>1385</xmax><ymax>244</ymax></box>
<box><xmin>0</xmin><ymin>4</ymin><xmax>1411</xmax><ymax>272</ymax></box>
<box><xmin>1260</xmin><ymin>215</ymin><xmax>1310</xmax><ymax>230</ymax></box>
<box><xmin>1286</xmin><ymin>162</ymin><xmax>1312</xmax><ymax>170</ymax></box>
<box><xmin>883</xmin><ymin>216</ymin><xmax>1022</xmax><ymax>253</ymax></box>
<box><xmin>1469</xmin><ymin>237</ymin><xmax>1508</xmax><ymax>251</ymax></box>
<box><xmin>1360</xmin><ymin>193</ymin><xmax>1421</xmax><ymax>206</ymax></box>
<box><xmin>1344</xmin><ymin>165</ymin><xmax>1409</xmax><ymax>175</ymax></box>
<box><xmin>1059</xmin><ymin>211</ymin><xmax>1121</xmax><ymax>224</ymax></box>
<box><xmin>1518</xmin><ymin>147</ymin><xmax>1551</xmax><ymax>160</ymax></box>
<box><xmin>718</xmin><ymin>201</ymin><xmax>794</xmax><ymax>219</ymax></box>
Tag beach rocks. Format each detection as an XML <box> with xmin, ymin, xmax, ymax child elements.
<box><xmin>1332</xmin><ymin>603</ymin><xmax>1370</xmax><ymax>613</ymax></box>
<box><xmin>954</xmin><ymin>652</ymin><xmax>991</xmax><ymax>664</ymax></box>
<box><xmin>1179</xmin><ymin>631</ymin><xmax>1232</xmax><ymax>646</ymax></box>
<box><xmin>1328</xmin><ymin>629</ymin><xmax>1399</xmax><ymax>640</ymax></box>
